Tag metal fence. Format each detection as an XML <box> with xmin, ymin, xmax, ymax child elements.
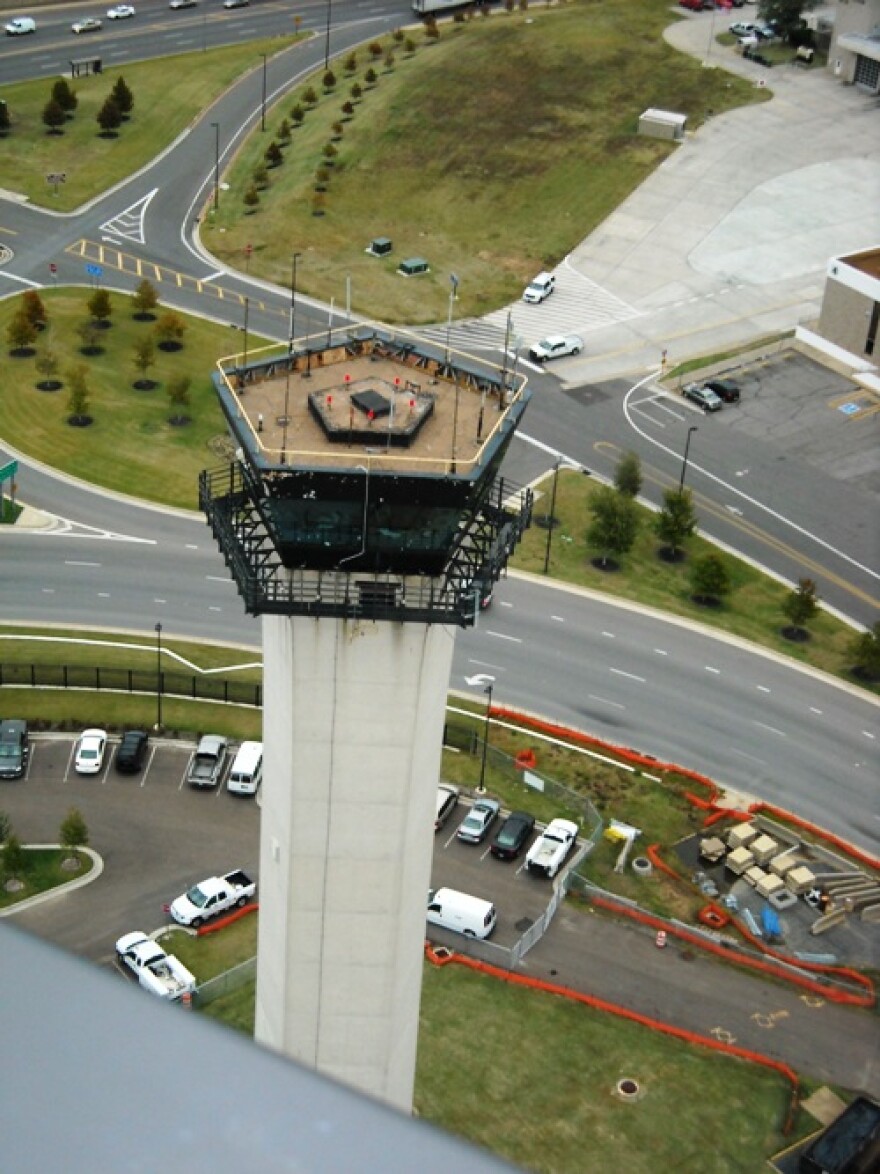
<box><xmin>195</xmin><ymin>956</ymin><xmax>257</xmax><ymax>1007</ymax></box>
<box><xmin>0</xmin><ymin>663</ymin><xmax>262</xmax><ymax>708</ymax></box>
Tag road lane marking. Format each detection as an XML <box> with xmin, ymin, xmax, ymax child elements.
<box><xmin>810</xmin><ymin>707</ymin><xmax>822</xmax><ymax>715</ymax></box>
<box><xmin>609</xmin><ymin>668</ymin><xmax>645</xmax><ymax>682</ymax></box>
<box><xmin>705</xmin><ymin>665</ymin><xmax>720</xmax><ymax>674</ymax></box>
<box><xmin>602</xmin><ymin>631</ymin><xmax>615</xmax><ymax>638</ymax></box>
<box><xmin>753</xmin><ymin>721</ymin><xmax>786</xmax><ymax>738</ymax></box>
<box><xmin>486</xmin><ymin>631</ymin><xmax>522</xmax><ymax>643</ymax></box>
<box><xmin>654</xmin><ymin>648</ymin><xmax>668</xmax><ymax>655</ymax></box>
<box><xmin>588</xmin><ymin>694</ymin><xmax>626</xmax><ymax>710</ymax></box>
<box><xmin>757</xmin><ymin>685</ymin><xmax>771</xmax><ymax>693</ymax></box>
<box><xmin>64</xmin><ymin>560</ymin><xmax>101</xmax><ymax>567</ymax></box>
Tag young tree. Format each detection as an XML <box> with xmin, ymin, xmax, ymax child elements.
<box><xmin>848</xmin><ymin>621</ymin><xmax>880</xmax><ymax>682</ymax></box>
<box><xmin>0</xmin><ymin>100</ymin><xmax>11</xmax><ymax>137</ymax></box>
<box><xmin>586</xmin><ymin>485</ymin><xmax>639</xmax><ymax>569</ymax></box>
<box><xmin>243</xmin><ymin>184</ymin><xmax>260</xmax><ymax>212</ymax></box>
<box><xmin>404</xmin><ymin>37</ymin><xmax>416</xmax><ymax>55</ymax></box>
<box><xmin>655</xmin><ymin>487</ymin><xmax>697</xmax><ymax>560</ymax></box>
<box><xmin>614</xmin><ymin>451</ymin><xmax>642</xmax><ymax>498</ymax></box>
<box><xmin>341</xmin><ymin>100</ymin><xmax>354</xmax><ymax>119</ymax></box>
<box><xmin>132</xmin><ymin>335</ymin><xmax>156</xmax><ymax>388</ymax></box>
<box><xmin>21</xmin><ymin>290</ymin><xmax>47</xmax><ymax>330</ymax></box>
<box><xmin>264</xmin><ymin>140</ymin><xmax>283</xmax><ymax>168</ymax></box>
<box><xmin>364</xmin><ymin>67</ymin><xmax>378</xmax><ymax>86</ymax></box>
<box><xmin>88</xmin><ymin>287</ymin><xmax>113</xmax><ymax>327</ymax></box>
<box><xmin>782</xmin><ymin>577</ymin><xmax>819</xmax><ymax>639</ymax></box>
<box><xmin>393</xmin><ymin>27</ymin><xmax>405</xmax><ymax>42</ymax></box>
<box><xmin>302</xmin><ymin>86</ymin><xmax>318</xmax><ymax>106</ymax></box>
<box><xmin>166</xmin><ymin>373</ymin><xmax>191</xmax><ymax>423</ymax></box>
<box><xmin>132</xmin><ymin>278</ymin><xmax>159</xmax><ymax>320</ymax></box>
<box><xmin>315</xmin><ymin>166</ymin><xmax>330</xmax><ymax>191</ymax></box>
<box><xmin>51</xmin><ymin>78</ymin><xmax>78</xmax><ymax>115</ymax></box>
<box><xmin>689</xmin><ymin>553</ymin><xmax>731</xmax><ymax>605</ymax></box>
<box><xmin>6</xmin><ymin>311</ymin><xmax>38</xmax><ymax>354</ymax></box>
<box><xmin>350</xmin><ymin>82</ymin><xmax>362</xmax><ymax>102</ymax></box>
<box><xmin>253</xmin><ymin>162</ymin><xmax>269</xmax><ymax>190</ymax></box>
<box><xmin>343</xmin><ymin>51</ymin><xmax>357</xmax><ymax>73</ymax></box>
<box><xmin>2</xmin><ymin>831</ymin><xmax>26</xmax><ymax>884</ymax></box>
<box><xmin>42</xmin><ymin>99</ymin><xmax>66</xmax><ymax>135</ymax></box>
<box><xmin>154</xmin><ymin>312</ymin><xmax>186</xmax><ymax>351</ymax></box>
<box><xmin>424</xmin><ymin>18</ymin><xmax>440</xmax><ymax>39</ymax></box>
<box><xmin>322</xmin><ymin>69</ymin><xmax>336</xmax><ymax>90</ymax></box>
<box><xmin>97</xmin><ymin>97</ymin><xmax>122</xmax><ymax>135</ymax></box>
<box><xmin>290</xmin><ymin>103</ymin><xmax>305</xmax><ymax>126</ymax></box>
<box><xmin>35</xmin><ymin>348</ymin><xmax>62</xmax><ymax>390</ymax></box>
<box><xmin>66</xmin><ymin>365</ymin><xmax>91</xmax><ymax>422</ymax></box>
<box><xmin>322</xmin><ymin>142</ymin><xmax>338</xmax><ymax>163</ymax></box>
<box><xmin>77</xmin><ymin>319</ymin><xmax>102</xmax><ymax>354</ymax></box>
<box><xmin>331</xmin><ymin>120</ymin><xmax>344</xmax><ymax>140</ymax></box>
<box><xmin>59</xmin><ymin>807</ymin><xmax>89</xmax><ymax>862</ymax></box>
<box><xmin>277</xmin><ymin>118</ymin><xmax>291</xmax><ymax>145</ymax></box>
<box><xmin>111</xmin><ymin>75</ymin><xmax>134</xmax><ymax>117</ymax></box>
<box><xmin>368</xmin><ymin>40</ymin><xmax>383</xmax><ymax>60</ymax></box>
<box><xmin>384</xmin><ymin>50</ymin><xmax>395</xmax><ymax>71</ymax></box>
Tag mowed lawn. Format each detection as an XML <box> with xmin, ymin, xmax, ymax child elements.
<box><xmin>204</xmin><ymin>0</ymin><xmax>766</xmax><ymax>323</ymax></box>
<box><xmin>0</xmin><ymin>37</ymin><xmax>298</xmax><ymax>210</ymax></box>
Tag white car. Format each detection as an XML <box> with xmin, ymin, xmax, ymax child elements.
<box><xmin>74</xmin><ymin>728</ymin><xmax>108</xmax><ymax>774</ymax></box>
<box><xmin>523</xmin><ymin>272</ymin><xmax>555</xmax><ymax>304</ymax></box>
<box><xmin>71</xmin><ymin>16</ymin><xmax>102</xmax><ymax>32</ymax></box>
<box><xmin>169</xmin><ymin>0</ymin><xmax>197</xmax><ymax>7</ymax></box>
<box><xmin>528</xmin><ymin>334</ymin><xmax>583</xmax><ymax>363</ymax></box>
<box><xmin>107</xmin><ymin>4</ymin><xmax>135</xmax><ymax>17</ymax></box>
<box><xmin>456</xmin><ymin>798</ymin><xmax>501</xmax><ymax>844</ymax></box>
<box><xmin>5</xmin><ymin>16</ymin><xmax>37</xmax><ymax>34</ymax></box>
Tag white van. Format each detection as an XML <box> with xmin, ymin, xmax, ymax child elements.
<box><xmin>426</xmin><ymin>888</ymin><xmax>497</xmax><ymax>940</ymax></box>
<box><xmin>227</xmin><ymin>740</ymin><xmax>263</xmax><ymax>795</ymax></box>
<box><xmin>5</xmin><ymin>16</ymin><xmax>37</xmax><ymax>34</ymax></box>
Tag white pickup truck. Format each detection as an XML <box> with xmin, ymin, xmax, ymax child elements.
<box><xmin>169</xmin><ymin>869</ymin><xmax>256</xmax><ymax>927</ymax></box>
<box><xmin>115</xmin><ymin>931</ymin><xmax>196</xmax><ymax>1001</ymax></box>
<box><xmin>525</xmin><ymin>818</ymin><xmax>579</xmax><ymax>879</ymax></box>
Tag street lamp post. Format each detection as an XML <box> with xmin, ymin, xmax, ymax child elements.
<box><xmin>324</xmin><ymin>0</ymin><xmax>332</xmax><ymax>69</ymax></box>
<box><xmin>445</xmin><ymin>273</ymin><xmax>459</xmax><ymax>364</ymax></box>
<box><xmin>542</xmin><ymin>458</ymin><xmax>561</xmax><ymax>574</ymax></box>
<box><xmin>477</xmin><ymin>680</ymin><xmax>494</xmax><ymax>795</ymax></box>
<box><xmin>154</xmin><ymin>622</ymin><xmax>163</xmax><ymax>731</ymax></box>
<box><xmin>679</xmin><ymin>425</ymin><xmax>698</xmax><ymax>493</ymax></box>
<box><xmin>288</xmin><ymin>251</ymin><xmax>301</xmax><ymax>353</ymax></box>
<box><xmin>211</xmin><ymin>122</ymin><xmax>220</xmax><ymax>212</ymax></box>
<box><xmin>260</xmin><ymin>54</ymin><xmax>267</xmax><ymax>132</ymax></box>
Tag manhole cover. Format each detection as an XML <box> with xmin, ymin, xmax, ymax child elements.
<box><xmin>615</xmin><ymin>1078</ymin><xmax>643</xmax><ymax>1101</ymax></box>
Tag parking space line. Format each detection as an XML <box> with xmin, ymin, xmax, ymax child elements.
<box><xmin>141</xmin><ymin>745</ymin><xmax>159</xmax><ymax>787</ymax></box>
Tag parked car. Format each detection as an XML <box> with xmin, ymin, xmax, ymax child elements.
<box><xmin>5</xmin><ymin>16</ymin><xmax>37</xmax><ymax>34</ymax></box>
<box><xmin>682</xmin><ymin>383</ymin><xmax>723</xmax><ymax>412</ymax></box>
<box><xmin>490</xmin><ymin>810</ymin><xmax>536</xmax><ymax>861</ymax></box>
<box><xmin>435</xmin><ymin>784</ymin><xmax>459</xmax><ymax>831</ymax></box>
<box><xmin>107</xmin><ymin>4</ymin><xmax>135</xmax><ymax>17</ymax></box>
<box><xmin>703</xmin><ymin>378</ymin><xmax>741</xmax><ymax>403</ymax></box>
<box><xmin>71</xmin><ymin>16</ymin><xmax>102</xmax><ymax>32</ymax></box>
<box><xmin>223</xmin><ymin>0</ymin><xmax>249</xmax><ymax>8</ymax></box>
<box><xmin>528</xmin><ymin>334</ymin><xmax>583</xmax><ymax>363</ymax></box>
<box><xmin>0</xmin><ymin>719</ymin><xmax>29</xmax><ymax>779</ymax></box>
<box><xmin>730</xmin><ymin>21</ymin><xmax>759</xmax><ymax>36</ymax></box>
<box><xmin>456</xmin><ymin>798</ymin><xmax>501</xmax><ymax>844</ymax></box>
<box><xmin>522</xmin><ymin>273</ymin><xmax>555</xmax><ymax>304</ymax></box>
<box><xmin>169</xmin><ymin>0</ymin><xmax>197</xmax><ymax>8</ymax></box>
<box><xmin>115</xmin><ymin>730</ymin><xmax>149</xmax><ymax>773</ymax></box>
<box><xmin>74</xmin><ymin>728</ymin><xmax>108</xmax><ymax>774</ymax></box>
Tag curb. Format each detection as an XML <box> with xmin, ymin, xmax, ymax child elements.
<box><xmin>0</xmin><ymin>845</ymin><xmax>104</xmax><ymax>917</ymax></box>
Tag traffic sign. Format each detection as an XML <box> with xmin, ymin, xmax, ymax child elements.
<box><xmin>49</xmin><ymin>262</ymin><xmax>58</xmax><ymax>275</ymax></box>
<box><xmin>0</xmin><ymin>459</ymin><xmax>19</xmax><ymax>481</ymax></box>
<box><xmin>85</xmin><ymin>263</ymin><xmax>103</xmax><ymax>278</ymax></box>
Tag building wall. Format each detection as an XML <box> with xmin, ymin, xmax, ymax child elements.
<box><xmin>255</xmin><ymin>613</ymin><xmax>455</xmax><ymax>1112</ymax></box>
<box><xmin>817</xmin><ymin>254</ymin><xmax>880</xmax><ymax>359</ymax></box>
<box><xmin>829</xmin><ymin>0</ymin><xmax>880</xmax><ymax>86</ymax></box>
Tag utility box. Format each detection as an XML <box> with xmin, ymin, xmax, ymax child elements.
<box><xmin>398</xmin><ymin>257</ymin><xmax>429</xmax><ymax>277</ymax></box>
<box><xmin>367</xmin><ymin>237</ymin><xmax>393</xmax><ymax>257</ymax></box>
<box><xmin>638</xmin><ymin>108</ymin><xmax>687</xmax><ymax>142</ymax></box>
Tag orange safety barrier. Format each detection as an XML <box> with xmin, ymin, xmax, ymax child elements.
<box><xmin>515</xmin><ymin>749</ymin><xmax>537</xmax><ymax>770</ymax></box>
<box><xmin>195</xmin><ymin>902</ymin><xmax>258</xmax><ymax>937</ymax></box>
<box><xmin>697</xmin><ymin>903</ymin><xmax>730</xmax><ymax>930</ymax></box>
<box><xmin>424</xmin><ymin>942</ymin><xmax>800</xmax><ymax>1135</ymax></box>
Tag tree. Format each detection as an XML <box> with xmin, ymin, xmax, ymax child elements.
<box><xmin>166</xmin><ymin>374</ymin><xmax>191</xmax><ymax>424</ymax></box>
<box><xmin>154</xmin><ymin>312</ymin><xmax>186</xmax><ymax>351</ymax></box>
<box><xmin>322</xmin><ymin>69</ymin><xmax>336</xmax><ymax>90</ymax></box>
<box><xmin>586</xmin><ymin>485</ymin><xmax>639</xmax><ymax>569</ymax></box>
<box><xmin>322</xmin><ymin>142</ymin><xmax>338</xmax><ymax>163</ymax></box>
<box><xmin>384</xmin><ymin>50</ymin><xmax>395</xmax><ymax>71</ymax></box>
<box><xmin>51</xmin><ymin>78</ymin><xmax>78</xmax><ymax>115</ymax></box>
<box><xmin>368</xmin><ymin>40</ymin><xmax>383</xmax><ymax>59</ymax></box>
<box><xmin>132</xmin><ymin>335</ymin><xmax>156</xmax><ymax>388</ymax></box>
<box><xmin>42</xmin><ymin>99</ymin><xmax>66</xmax><ymax>135</ymax></box>
<box><xmin>365</xmin><ymin>67</ymin><xmax>378</xmax><ymax>86</ymax></box>
<box><xmin>848</xmin><ymin>621</ymin><xmax>880</xmax><ymax>682</ymax></box>
<box><xmin>302</xmin><ymin>86</ymin><xmax>318</xmax><ymax>106</ymax></box>
<box><xmin>243</xmin><ymin>184</ymin><xmax>260</xmax><ymax>212</ymax></box>
<box><xmin>290</xmin><ymin>103</ymin><xmax>304</xmax><ymax>126</ymax></box>
<box><xmin>97</xmin><ymin>97</ymin><xmax>122</xmax><ymax>135</ymax></box>
<box><xmin>264</xmin><ymin>140</ymin><xmax>283</xmax><ymax>168</ymax></box>
<box><xmin>392</xmin><ymin>27</ymin><xmax>405</xmax><ymax>42</ymax></box>
<box><xmin>424</xmin><ymin>18</ymin><xmax>440</xmax><ymax>39</ymax></box>
<box><xmin>35</xmin><ymin>348</ymin><xmax>62</xmax><ymax>390</ymax></box>
<box><xmin>66</xmin><ymin>365</ymin><xmax>91</xmax><ymax>422</ymax></box>
<box><xmin>782</xmin><ymin>577</ymin><xmax>819</xmax><ymax>639</ymax></box>
<box><xmin>77</xmin><ymin>319</ymin><xmax>102</xmax><ymax>354</ymax></box>
<box><xmin>341</xmin><ymin>100</ymin><xmax>354</xmax><ymax>119</ymax></box>
<box><xmin>343</xmin><ymin>51</ymin><xmax>357</xmax><ymax>72</ymax></box>
<box><xmin>655</xmin><ymin>488</ymin><xmax>697</xmax><ymax>560</ymax></box>
<box><xmin>614</xmin><ymin>451</ymin><xmax>642</xmax><ymax>498</ymax></box>
<box><xmin>350</xmin><ymin>82</ymin><xmax>362</xmax><ymax>102</ymax></box>
<box><xmin>757</xmin><ymin>0</ymin><xmax>818</xmax><ymax>42</ymax></box>
<box><xmin>59</xmin><ymin>807</ymin><xmax>89</xmax><ymax>862</ymax></box>
<box><xmin>315</xmin><ymin>166</ymin><xmax>330</xmax><ymax>191</ymax></box>
<box><xmin>253</xmin><ymin>162</ymin><xmax>269</xmax><ymax>190</ymax></box>
<box><xmin>277</xmin><ymin>118</ymin><xmax>291</xmax><ymax>145</ymax></box>
<box><xmin>88</xmin><ymin>287</ymin><xmax>113</xmax><ymax>327</ymax></box>
<box><xmin>21</xmin><ymin>290</ymin><xmax>47</xmax><ymax>331</ymax></box>
<box><xmin>111</xmin><ymin>75</ymin><xmax>134</xmax><ymax>117</ymax></box>
<box><xmin>2</xmin><ymin>831</ymin><xmax>26</xmax><ymax>884</ymax></box>
<box><xmin>689</xmin><ymin>553</ymin><xmax>731</xmax><ymax>605</ymax></box>
<box><xmin>404</xmin><ymin>37</ymin><xmax>416</xmax><ymax>55</ymax></box>
<box><xmin>7</xmin><ymin>311</ymin><xmax>38</xmax><ymax>354</ymax></box>
<box><xmin>0</xmin><ymin>100</ymin><xmax>10</xmax><ymax>137</ymax></box>
<box><xmin>331</xmin><ymin>120</ymin><xmax>344</xmax><ymax>140</ymax></box>
<box><xmin>132</xmin><ymin>278</ymin><xmax>159</xmax><ymax>320</ymax></box>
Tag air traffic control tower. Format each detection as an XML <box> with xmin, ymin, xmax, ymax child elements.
<box><xmin>200</xmin><ymin>321</ymin><xmax>532</xmax><ymax>1111</ymax></box>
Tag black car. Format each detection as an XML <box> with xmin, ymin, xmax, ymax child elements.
<box><xmin>0</xmin><ymin>719</ymin><xmax>29</xmax><ymax>779</ymax></box>
<box><xmin>115</xmin><ymin>730</ymin><xmax>149</xmax><ymax>773</ymax></box>
<box><xmin>490</xmin><ymin>810</ymin><xmax>536</xmax><ymax>861</ymax></box>
<box><xmin>704</xmin><ymin>378</ymin><xmax>741</xmax><ymax>403</ymax></box>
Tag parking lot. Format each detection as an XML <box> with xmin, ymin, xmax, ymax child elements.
<box><xmin>2</xmin><ymin>735</ymin><xmax>576</xmax><ymax>962</ymax></box>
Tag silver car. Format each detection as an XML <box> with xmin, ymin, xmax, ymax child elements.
<box><xmin>456</xmin><ymin>798</ymin><xmax>501</xmax><ymax>844</ymax></box>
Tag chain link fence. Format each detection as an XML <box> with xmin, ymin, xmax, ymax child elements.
<box><xmin>194</xmin><ymin>956</ymin><xmax>257</xmax><ymax>1007</ymax></box>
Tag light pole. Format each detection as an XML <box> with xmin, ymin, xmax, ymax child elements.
<box><xmin>324</xmin><ymin>0</ymin><xmax>332</xmax><ymax>69</ymax></box>
<box><xmin>260</xmin><ymin>53</ymin><xmax>267</xmax><ymax>132</ymax></box>
<box><xmin>211</xmin><ymin>121</ymin><xmax>220</xmax><ymax>212</ymax></box>
<box><xmin>477</xmin><ymin>680</ymin><xmax>494</xmax><ymax>795</ymax></box>
<box><xmin>288</xmin><ymin>251</ymin><xmax>301</xmax><ymax>353</ymax></box>
<box><xmin>542</xmin><ymin>458</ymin><xmax>561</xmax><ymax>574</ymax></box>
<box><xmin>679</xmin><ymin>425</ymin><xmax>698</xmax><ymax>493</ymax></box>
<box><xmin>154</xmin><ymin>622</ymin><xmax>163</xmax><ymax>731</ymax></box>
<box><xmin>445</xmin><ymin>273</ymin><xmax>459</xmax><ymax>364</ymax></box>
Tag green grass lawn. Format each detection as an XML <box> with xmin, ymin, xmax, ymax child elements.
<box><xmin>0</xmin><ymin>847</ymin><xmax>92</xmax><ymax>909</ymax></box>
<box><xmin>203</xmin><ymin>0</ymin><xmax>767</xmax><ymax>323</ymax></box>
<box><xmin>0</xmin><ymin>37</ymin><xmax>299</xmax><ymax>210</ymax></box>
<box><xmin>513</xmin><ymin>469</ymin><xmax>873</xmax><ymax>690</ymax></box>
